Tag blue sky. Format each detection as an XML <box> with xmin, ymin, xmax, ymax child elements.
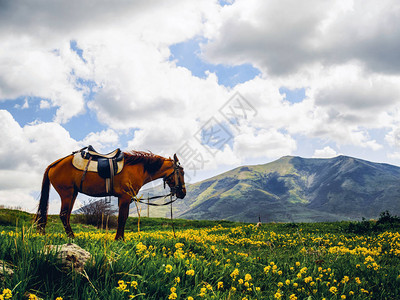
<box><xmin>1</xmin><ymin>0</ymin><xmax>400</xmax><ymax>212</ymax></box>
<box><xmin>169</xmin><ymin>37</ymin><xmax>261</xmax><ymax>88</ymax></box>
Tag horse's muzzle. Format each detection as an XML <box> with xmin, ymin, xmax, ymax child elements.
<box><xmin>176</xmin><ymin>188</ymin><xmax>186</xmax><ymax>199</ymax></box>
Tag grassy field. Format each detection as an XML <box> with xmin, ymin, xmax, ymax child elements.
<box><xmin>0</xmin><ymin>209</ymin><xmax>400</xmax><ymax>299</ymax></box>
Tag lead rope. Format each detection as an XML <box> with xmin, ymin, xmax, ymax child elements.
<box><xmin>170</xmin><ymin>194</ymin><xmax>176</xmax><ymax>238</ymax></box>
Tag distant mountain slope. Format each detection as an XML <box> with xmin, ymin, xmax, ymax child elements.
<box><xmin>83</xmin><ymin>155</ymin><xmax>400</xmax><ymax>223</ymax></box>
<box><xmin>175</xmin><ymin>156</ymin><xmax>400</xmax><ymax>223</ymax></box>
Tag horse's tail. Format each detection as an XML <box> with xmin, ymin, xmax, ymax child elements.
<box><xmin>34</xmin><ymin>156</ymin><xmax>68</xmax><ymax>233</ymax></box>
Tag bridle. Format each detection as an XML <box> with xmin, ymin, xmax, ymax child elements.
<box><xmin>131</xmin><ymin>159</ymin><xmax>185</xmax><ymax>206</ymax></box>
<box><xmin>163</xmin><ymin>160</ymin><xmax>184</xmax><ymax>197</ymax></box>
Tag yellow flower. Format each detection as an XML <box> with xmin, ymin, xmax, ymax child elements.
<box><xmin>277</xmin><ymin>282</ymin><xmax>283</xmax><ymax>287</ymax></box>
<box><xmin>2</xmin><ymin>290</ymin><xmax>12</xmax><ymax>300</ymax></box>
<box><xmin>295</xmin><ymin>262</ymin><xmax>300</xmax><ymax>267</ymax></box>
<box><xmin>168</xmin><ymin>292</ymin><xmax>178</xmax><ymax>300</ymax></box>
<box><xmin>274</xmin><ymin>291</ymin><xmax>282</xmax><ymax>299</ymax></box>
<box><xmin>130</xmin><ymin>281</ymin><xmax>138</xmax><ymax>289</ymax></box>
<box><xmin>165</xmin><ymin>264</ymin><xmax>173</xmax><ymax>273</ymax></box>
<box><xmin>231</xmin><ymin>268</ymin><xmax>239</xmax><ymax>278</ymax></box>
<box><xmin>329</xmin><ymin>286</ymin><xmax>338</xmax><ymax>294</ymax></box>
<box><xmin>231</xmin><ymin>286</ymin><xmax>237</xmax><ymax>292</ymax></box>
<box><xmin>174</xmin><ymin>277</ymin><xmax>181</xmax><ymax>284</ymax></box>
<box><xmin>238</xmin><ymin>279</ymin><xmax>244</xmax><ymax>285</ymax></box>
<box><xmin>341</xmin><ymin>295</ymin><xmax>346</xmax><ymax>299</ymax></box>
<box><xmin>136</xmin><ymin>242</ymin><xmax>147</xmax><ymax>255</ymax></box>
<box><xmin>28</xmin><ymin>294</ymin><xmax>37</xmax><ymax>300</ymax></box>
<box><xmin>217</xmin><ymin>281</ymin><xmax>223</xmax><ymax>289</ymax></box>
<box><xmin>175</xmin><ymin>242</ymin><xmax>184</xmax><ymax>249</ymax></box>
<box><xmin>188</xmin><ymin>297</ymin><xmax>194</xmax><ymax>300</ymax></box>
<box><xmin>186</xmin><ymin>269</ymin><xmax>195</xmax><ymax>276</ymax></box>
<box><xmin>170</xmin><ymin>287</ymin><xmax>177</xmax><ymax>293</ymax></box>
<box><xmin>56</xmin><ymin>298</ymin><xmax>63</xmax><ymax>300</ymax></box>
<box><xmin>117</xmin><ymin>280</ymin><xmax>128</xmax><ymax>292</ymax></box>
<box><xmin>304</xmin><ymin>276</ymin><xmax>312</xmax><ymax>284</ymax></box>
<box><xmin>285</xmin><ymin>279</ymin><xmax>291</xmax><ymax>285</ymax></box>
<box><xmin>341</xmin><ymin>276</ymin><xmax>349</xmax><ymax>283</ymax></box>
<box><xmin>289</xmin><ymin>294</ymin><xmax>297</xmax><ymax>300</ymax></box>
<box><xmin>245</xmin><ymin>273</ymin><xmax>252</xmax><ymax>281</ymax></box>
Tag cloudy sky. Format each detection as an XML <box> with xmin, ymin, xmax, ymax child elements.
<box><xmin>1</xmin><ymin>0</ymin><xmax>400</xmax><ymax>213</ymax></box>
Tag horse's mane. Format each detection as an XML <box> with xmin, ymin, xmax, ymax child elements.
<box><xmin>123</xmin><ymin>150</ymin><xmax>166</xmax><ymax>174</ymax></box>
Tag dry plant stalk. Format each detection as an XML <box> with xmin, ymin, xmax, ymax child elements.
<box><xmin>124</xmin><ymin>180</ymin><xmax>143</xmax><ymax>234</ymax></box>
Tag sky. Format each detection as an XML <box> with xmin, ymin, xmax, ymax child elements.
<box><xmin>1</xmin><ymin>0</ymin><xmax>400</xmax><ymax>213</ymax></box>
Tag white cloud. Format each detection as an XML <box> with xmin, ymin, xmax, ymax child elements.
<box><xmin>234</xmin><ymin>127</ymin><xmax>297</xmax><ymax>159</ymax></box>
<box><xmin>385</xmin><ymin>127</ymin><xmax>400</xmax><ymax>148</ymax></box>
<box><xmin>39</xmin><ymin>100</ymin><xmax>51</xmax><ymax>109</ymax></box>
<box><xmin>313</xmin><ymin>146</ymin><xmax>338</xmax><ymax>158</ymax></box>
<box><xmin>81</xmin><ymin>129</ymin><xmax>119</xmax><ymax>152</ymax></box>
<box><xmin>0</xmin><ymin>110</ymin><xmax>78</xmax><ymax>204</ymax></box>
<box><xmin>387</xmin><ymin>152</ymin><xmax>400</xmax><ymax>160</ymax></box>
<box><xmin>204</xmin><ymin>0</ymin><xmax>400</xmax><ymax>75</ymax></box>
<box><xmin>0</xmin><ymin>190</ymin><xmax>38</xmax><ymax>213</ymax></box>
<box><xmin>0</xmin><ymin>39</ymin><xmax>87</xmax><ymax>123</ymax></box>
<box><xmin>202</xmin><ymin>0</ymin><xmax>400</xmax><ymax>153</ymax></box>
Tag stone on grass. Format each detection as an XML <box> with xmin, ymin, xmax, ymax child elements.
<box><xmin>0</xmin><ymin>260</ymin><xmax>14</xmax><ymax>277</ymax></box>
<box><xmin>46</xmin><ymin>243</ymin><xmax>91</xmax><ymax>273</ymax></box>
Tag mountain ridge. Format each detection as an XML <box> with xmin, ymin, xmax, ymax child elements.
<box><xmin>81</xmin><ymin>155</ymin><xmax>400</xmax><ymax>223</ymax></box>
<box><xmin>173</xmin><ymin>155</ymin><xmax>400</xmax><ymax>222</ymax></box>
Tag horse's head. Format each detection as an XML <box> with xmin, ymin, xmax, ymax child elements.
<box><xmin>164</xmin><ymin>154</ymin><xmax>186</xmax><ymax>199</ymax></box>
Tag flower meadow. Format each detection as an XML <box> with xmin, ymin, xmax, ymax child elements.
<box><xmin>0</xmin><ymin>217</ymin><xmax>400</xmax><ymax>299</ymax></box>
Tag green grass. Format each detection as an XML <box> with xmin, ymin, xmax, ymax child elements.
<box><xmin>0</xmin><ymin>211</ymin><xmax>400</xmax><ymax>299</ymax></box>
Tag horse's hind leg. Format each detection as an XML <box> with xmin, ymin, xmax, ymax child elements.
<box><xmin>59</xmin><ymin>188</ymin><xmax>78</xmax><ymax>238</ymax></box>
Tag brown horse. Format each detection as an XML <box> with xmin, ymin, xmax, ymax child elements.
<box><xmin>35</xmin><ymin>150</ymin><xmax>186</xmax><ymax>240</ymax></box>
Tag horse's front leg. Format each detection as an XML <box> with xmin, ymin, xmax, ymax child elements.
<box><xmin>115</xmin><ymin>196</ymin><xmax>131</xmax><ymax>240</ymax></box>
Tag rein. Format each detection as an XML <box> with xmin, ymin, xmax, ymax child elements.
<box><xmin>128</xmin><ymin>158</ymin><xmax>182</xmax><ymax>239</ymax></box>
<box><xmin>134</xmin><ymin>193</ymin><xmax>177</xmax><ymax>206</ymax></box>
<box><xmin>129</xmin><ymin>160</ymin><xmax>181</xmax><ymax>238</ymax></box>
<box><xmin>129</xmin><ymin>159</ymin><xmax>182</xmax><ymax>206</ymax></box>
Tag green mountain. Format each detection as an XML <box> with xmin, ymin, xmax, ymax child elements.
<box><xmin>152</xmin><ymin>155</ymin><xmax>400</xmax><ymax>223</ymax></box>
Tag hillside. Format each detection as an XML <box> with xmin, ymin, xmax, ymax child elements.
<box><xmin>132</xmin><ymin>155</ymin><xmax>400</xmax><ymax>223</ymax></box>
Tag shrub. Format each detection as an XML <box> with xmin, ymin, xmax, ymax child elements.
<box><xmin>74</xmin><ymin>198</ymin><xmax>118</xmax><ymax>229</ymax></box>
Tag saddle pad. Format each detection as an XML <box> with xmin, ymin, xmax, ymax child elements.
<box><xmin>72</xmin><ymin>152</ymin><xmax>124</xmax><ymax>174</ymax></box>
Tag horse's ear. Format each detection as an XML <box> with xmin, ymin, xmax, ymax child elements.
<box><xmin>174</xmin><ymin>153</ymin><xmax>179</xmax><ymax>162</ymax></box>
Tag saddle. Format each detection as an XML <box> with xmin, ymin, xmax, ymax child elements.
<box><xmin>72</xmin><ymin>146</ymin><xmax>124</xmax><ymax>194</ymax></box>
